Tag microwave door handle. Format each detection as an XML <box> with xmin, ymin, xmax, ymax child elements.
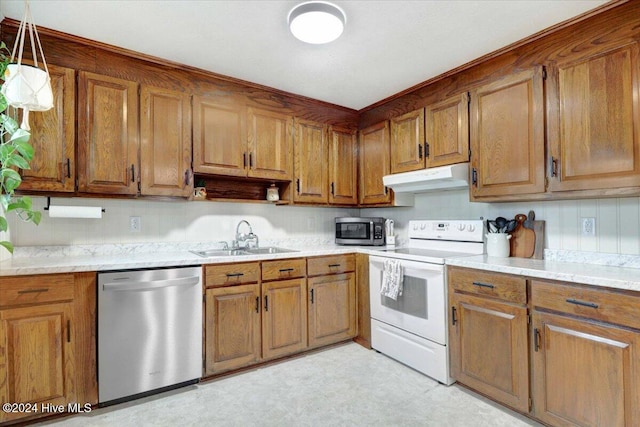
<box><xmin>370</xmin><ymin>221</ymin><xmax>375</xmax><ymax>243</ymax></box>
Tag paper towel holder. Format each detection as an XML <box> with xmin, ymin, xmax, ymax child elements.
<box><xmin>43</xmin><ymin>197</ymin><xmax>106</xmax><ymax>213</ymax></box>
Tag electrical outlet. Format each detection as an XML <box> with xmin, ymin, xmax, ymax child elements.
<box><xmin>130</xmin><ymin>216</ymin><xmax>141</xmax><ymax>233</ymax></box>
<box><xmin>581</xmin><ymin>217</ymin><xmax>595</xmax><ymax>236</ymax></box>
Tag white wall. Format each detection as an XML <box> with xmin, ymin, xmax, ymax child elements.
<box><xmin>6</xmin><ymin>196</ymin><xmax>358</xmax><ymax>248</ymax></box>
<box><xmin>363</xmin><ymin>190</ymin><xmax>640</xmax><ymax>255</ymax></box>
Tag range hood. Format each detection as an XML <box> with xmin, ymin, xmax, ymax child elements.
<box><xmin>383</xmin><ymin>162</ymin><xmax>469</xmax><ymax>193</ymax></box>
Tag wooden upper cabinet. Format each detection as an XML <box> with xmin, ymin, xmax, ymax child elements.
<box><xmin>293</xmin><ymin>119</ymin><xmax>328</xmax><ymax>203</ymax></box>
<box><xmin>390</xmin><ymin>109</ymin><xmax>425</xmax><ymax>174</ymax></box>
<box><xmin>140</xmin><ymin>86</ymin><xmax>192</xmax><ymax>197</ymax></box>
<box><xmin>359</xmin><ymin>121</ymin><xmax>391</xmax><ymax>205</ymax></box>
<box><xmin>77</xmin><ymin>71</ymin><xmax>139</xmax><ymax>195</ymax></box>
<box><xmin>470</xmin><ymin>68</ymin><xmax>545</xmax><ymax>200</ymax></box>
<box><xmin>192</xmin><ymin>96</ymin><xmax>247</xmax><ymax>177</ymax></box>
<box><xmin>547</xmin><ymin>42</ymin><xmax>640</xmax><ymax>193</ymax></box>
<box><xmin>425</xmin><ymin>92</ymin><xmax>470</xmax><ymax>168</ymax></box>
<box><xmin>18</xmin><ymin>64</ymin><xmax>75</xmax><ymax>193</ymax></box>
<box><xmin>329</xmin><ymin>127</ymin><xmax>358</xmax><ymax>205</ymax></box>
<box><xmin>247</xmin><ymin>107</ymin><xmax>293</xmax><ymax>180</ymax></box>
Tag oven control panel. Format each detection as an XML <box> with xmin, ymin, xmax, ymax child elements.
<box><xmin>408</xmin><ymin>220</ymin><xmax>484</xmax><ymax>242</ymax></box>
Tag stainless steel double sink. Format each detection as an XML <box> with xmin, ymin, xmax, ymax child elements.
<box><xmin>190</xmin><ymin>247</ymin><xmax>298</xmax><ymax>258</ymax></box>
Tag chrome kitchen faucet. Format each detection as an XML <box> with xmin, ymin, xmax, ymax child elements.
<box><xmin>233</xmin><ymin>220</ymin><xmax>259</xmax><ymax>249</ymax></box>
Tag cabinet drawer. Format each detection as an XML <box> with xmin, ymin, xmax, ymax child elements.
<box><xmin>448</xmin><ymin>266</ymin><xmax>526</xmax><ymax>305</ymax></box>
<box><xmin>307</xmin><ymin>254</ymin><xmax>355</xmax><ymax>276</ymax></box>
<box><xmin>0</xmin><ymin>274</ymin><xmax>75</xmax><ymax>307</ymax></box>
<box><xmin>531</xmin><ymin>280</ymin><xmax>640</xmax><ymax>330</ymax></box>
<box><xmin>205</xmin><ymin>262</ymin><xmax>260</xmax><ymax>287</ymax></box>
<box><xmin>262</xmin><ymin>258</ymin><xmax>306</xmax><ymax>281</ymax></box>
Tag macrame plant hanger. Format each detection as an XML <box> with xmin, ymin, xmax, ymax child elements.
<box><xmin>1</xmin><ymin>0</ymin><xmax>53</xmax><ymax>130</ymax></box>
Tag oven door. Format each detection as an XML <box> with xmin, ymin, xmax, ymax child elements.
<box><xmin>369</xmin><ymin>255</ymin><xmax>446</xmax><ymax>345</ymax></box>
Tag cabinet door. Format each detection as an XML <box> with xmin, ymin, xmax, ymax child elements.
<box><xmin>425</xmin><ymin>92</ymin><xmax>470</xmax><ymax>168</ymax></box>
<box><xmin>262</xmin><ymin>278</ymin><xmax>307</xmax><ymax>359</ymax></box>
<box><xmin>328</xmin><ymin>127</ymin><xmax>358</xmax><ymax>205</ymax></box>
<box><xmin>390</xmin><ymin>109</ymin><xmax>425</xmax><ymax>174</ymax></box>
<box><xmin>449</xmin><ymin>293</ymin><xmax>529</xmax><ymax>413</ymax></box>
<box><xmin>18</xmin><ymin>64</ymin><xmax>75</xmax><ymax>192</ymax></box>
<box><xmin>308</xmin><ymin>273</ymin><xmax>356</xmax><ymax>348</ymax></box>
<box><xmin>193</xmin><ymin>97</ymin><xmax>247</xmax><ymax>177</ymax></box>
<box><xmin>77</xmin><ymin>72</ymin><xmax>139</xmax><ymax>195</ymax></box>
<box><xmin>0</xmin><ymin>303</ymin><xmax>75</xmax><ymax>423</ymax></box>
<box><xmin>548</xmin><ymin>43</ymin><xmax>640</xmax><ymax>192</ymax></box>
<box><xmin>532</xmin><ymin>311</ymin><xmax>640</xmax><ymax>427</ymax></box>
<box><xmin>140</xmin><ymin>86</ymin><xmax>192</xmax><ymax>197</ymax></box>
<box><xmin>247</xmin><ymin>108</ymin><xmax>293</xmax><ymax>180</ymax></box>
<box><xmin>470</xmin><ymin>68</ymin><xmax>545</xmax><ymax>199</ymax></box>
<box><xmin>359</xmin><ymin>121</ymin><xmax>391</xmax><ymax>205</ymax></box>
<box><xmin>205</xmin><ymin>284</ymin><xmax>261</xmax><ymax>375</ymax></box>
<box><xmin>293</xmin><ymin>119</ymin><xmax>328</xmax><ymax>203</ymax></box>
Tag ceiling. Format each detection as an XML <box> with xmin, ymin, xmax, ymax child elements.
<box><xmin>0</xmin><ymin>0</ymin><xmax>608</xmax><ymax>110</ymax></box>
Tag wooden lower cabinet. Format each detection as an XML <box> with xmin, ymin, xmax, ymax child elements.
<box><xmin>531</xmin><ymin>279</ymin><xmax>640</xmax><ymax>427</ymax></box>
<box><xmin>532</xmin><ymin>311</ymin><xmax>640</xmax><ymax>427</ymax></box>
<box><xmin>448</xmin><ymin>267</ymin><xmax>529</xmax><ymax>413</ymax></box>
<box><xmin>262</xmin><ymin>278</ymin><xmax>308</xmax><ymax>360</ymax></box>
<box><xmin>308</xmin><ymin>272</ymin><xmax>356</xmax><ymax>348</ymax></box>
<box><xmin>204</xmin><ymin>284</ymin><xmax>261</xmax><ymax>375</ymax></box>
<box><xmin>0</xmin><ymin>273</ymin><xmax>97</xmax><ymax>424</ymax></box>
<box><xmin>449</xmin><ymin>293</ymin><xmax>529</xmax><ymax>412</ymax></box>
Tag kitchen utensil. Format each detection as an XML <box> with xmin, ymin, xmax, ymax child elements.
<box><xmin>510</xmin><ymin>213</ymin><xmax>535</xmax><ymax>258</ymax></box>
<box><xmin>524</xmin><ymin>210</ymin><xmax>535</xmax><ymax>230</ymax></box>
<box><xmin>505</xmin><ymin>219</ymin><xmax>517</xmax><ymax>233</ymax></box>
<box><xmin>495</xmin><ymin>216</ymin><xmax>508</xmax><ymax>232</ymax></box>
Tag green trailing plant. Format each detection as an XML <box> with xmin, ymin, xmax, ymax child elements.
<box><xmin>0</xmin><ymin>41</ymin><xmax>41</xmax><ymax>253</ymax></box>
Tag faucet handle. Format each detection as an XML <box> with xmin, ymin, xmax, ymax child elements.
<box><xmin>218</xmin><ymin>240</ymin><xmax>229</xmax><ymax>250</ymax></box>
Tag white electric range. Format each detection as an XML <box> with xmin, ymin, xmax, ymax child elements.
<box><xmin>369</xmin><ymin>220</ymin><xmax>484</xmax><ymax>385</ymax></box>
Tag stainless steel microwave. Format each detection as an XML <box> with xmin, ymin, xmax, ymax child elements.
<box><xmin>335</xmin><ymin>217</ymin><xmax>385</xmax><ymax>246</ymax></box>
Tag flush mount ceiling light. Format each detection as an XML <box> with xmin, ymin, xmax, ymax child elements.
<box><xmin>288</xmin><ymin>1</ymin><xmax>346</xmax><ymax>44</ymax></box>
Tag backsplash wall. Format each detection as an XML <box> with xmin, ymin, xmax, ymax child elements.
<box><xmin>364</xmin><ymin>190</ymin><xmax>640</xmax><ymax>256</ymax></box>
<box><xmin>3</xmin><ymin>192</ymin><xmax>639</xmax><ymax>263</ymax></box>
<box><xmin>2</xmin><ymin>196</ymin><xmax>358</xmax><ymax>255</ymax></box>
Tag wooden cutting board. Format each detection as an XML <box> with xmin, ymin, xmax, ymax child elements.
<box><xmin>510</xmin><ymin>215</ymin><xmax>545</xmax><ymax>259</ymax></box>
<box><xmin>510</xmin><ymin>214</ymin><xmax>535</xmax><ymax>258</ymax></box>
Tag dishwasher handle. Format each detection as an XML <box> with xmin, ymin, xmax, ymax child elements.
<box><xmin>102</xmin><ymin>276</ymin><xmax>200</xmax><ymax>292</ymax></box>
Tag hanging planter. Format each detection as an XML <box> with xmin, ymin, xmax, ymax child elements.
<box><xmin>1</xmin><ymin>0</ymin><xmax>53</xmax><ymax>130</ymax></box>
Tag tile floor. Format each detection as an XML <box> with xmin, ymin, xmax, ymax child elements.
<box><xmin>40</xmin><ymin>342</ymin><xmax>541</xmax><ymax>426</ymax></box>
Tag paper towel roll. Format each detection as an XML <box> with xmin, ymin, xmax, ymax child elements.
<box><xmin>48</xmin><ymin>205</ymin><xmax>103</xmax><ymax>219</ymax></box>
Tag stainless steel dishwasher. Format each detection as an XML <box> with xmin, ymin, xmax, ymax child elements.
<box><xmin>98</xmin><ymin>266</ymin><xmax>202</xmax><ymax>404</ymax></box>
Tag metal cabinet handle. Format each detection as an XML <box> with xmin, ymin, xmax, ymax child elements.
<box><xmin>331</xmin><ymin>182</ymin><xmax>335</xmax><ymax>196</ymax></box>
<box><xmin>451</xmin><ymin>306</ymin><xmax>457</xmax><ymax>325</ymax></box>
<box><xmin>279</xmin><ymin>268</ymin><xmax>294</xmax><ymax>273</ymax></box>
<box><xmin>566</xmin><ymin>298</ymin><xmax>598</xmax><ymax>309</ymax></box>
<box><xmin>471</xmin><ymin>168</ymin><xmax>478</xmax><ymax>186</ymax></box>
<box><xmin>550</xmin><ymin>156</ymin><xmax>558</xmax><ymax>177</ymax></box>
<box><xmin>296</xmin><ymin>178</ymin><xmax>300</xmax><ymax>193</ymax></box>
<box><xmin>255</xmin><ymin>296</ymin><xmax>260</xmax><ymax>313</ymax></box>
<box><xmin>328</xmin><ymin>264</ymin><xmax>341</xmax><ymax>268</ymax></box>
<box><xmin>67</xmin><ymin>320</ymin><xmax>71</xmax><ymax>343</ymax></box>
<box><xmin>472</xmin><ymin>281</ymin><xmax>495</xmax><ymax>289</ymax></box>
<box><xmin>66</xmin><ymin>158</ymin><xmax>71</xmax><ymax>179</ymax></box>
<box><xmin>425</xmin><ymin>143</ymin><xmax>430</xmax><ymax>158</ymax></box>
<box><xmin>418</xmin><ymin>143</ymin><xmax>423</xmax><ymax>159</ymax></box>
<box><xmin>226</xmin><ymin>273</ymin><xmax>244</xmax><ymax>278</ymax></box>
<box><xmin>534</xmin><ymin>328</ymin><xmax>540</xmax><ymax>352</ymax></box>
<box><xmin>264</xmin><ymin>295</ymin><xmax>269</xmax><ymax>311</ymax></box>
<box><xmin>310</xmin><ymin>288</ymin><xmax>314</xmax><ymax>304</ymax></box>
<box><xmin>131</xmin><ymin>164</ymin><xmax>136</xmax><ymax>182</ymax></box>
<box><xmin>17</xmin><ymin>288</ymin><xmax>49</xmax><ymax>294</ymax></box>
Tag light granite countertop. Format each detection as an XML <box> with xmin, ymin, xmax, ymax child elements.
<box><xmin>446</xmin><ymin>254</ymin><xmax>640</xmax><ymax>292</ymax></box>
<box><xmin>3</xmin><ymin>242</ymin><xmax>640</xmax><ymax>293</ymax></box>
